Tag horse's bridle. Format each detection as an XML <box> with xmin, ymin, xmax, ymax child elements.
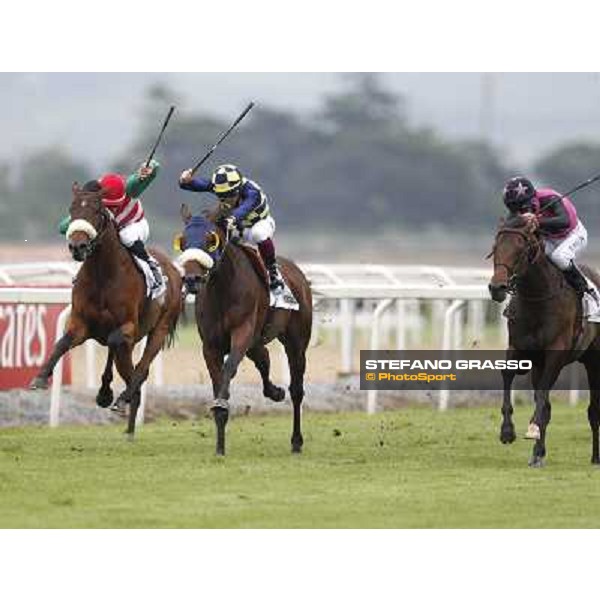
<box><xmin>83</xmin><ymin>204</ymin><xmax>111</xmax><ymax>256</ymax></box>
<box><xmin>69</xmin><ymin>189</ymin><xmax>113</xmax><ymax>258</ymax></box>
<box><xmin>491</xmin><ymin>226</ymin><xmax>543</xmax><ymax>294</ymax></box>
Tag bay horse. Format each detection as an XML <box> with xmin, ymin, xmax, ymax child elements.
<box><xmin>30</xmin><ymin>182</ymin><xmax>182</xmax><ymax>438</ymax></box>
<box><xmin>488</xmin><ymin>213</ymin><xmax>600</xmax><ymax>467</ymax></box>
<box><xmin>176</xmin><ymin>204</ymin><xmax>312</xmax><ymax>456</ymax></box>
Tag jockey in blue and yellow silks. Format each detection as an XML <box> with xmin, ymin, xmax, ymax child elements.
<box><xmin>179</xmin><ymin>164</ymin><xmax>285</xmax><ymax>293</ymax></box>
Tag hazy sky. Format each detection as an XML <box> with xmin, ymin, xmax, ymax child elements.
<box><xmin>3</xmin><ymin>72</ymin><xmax>600</xmax><ymax>169</ymax></box>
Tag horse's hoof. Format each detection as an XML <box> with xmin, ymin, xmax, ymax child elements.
<box><xmin>528</xmin><ymin>456</ymin><xmax>545</xmax><ymax>468</ymax></box>
<box><xmin>29</xmin><ymin>376</ymin><xmax>48</xmax><ymax>390</ymax></box>
<box><xmin>500</xmin><ymin>425</ymin><xmax>516</xmax><ymax>444</ymax></box>
<box><xmin>110</xmin><ymin>401</ymin><xmax>127</xmax><ymax>417</ymax></box>
<box><xmin>591</xmin><ymin>456</ymin><xmax>600</xmax><ymax>466</ymax></box>
<box><xmin>524</xmin><ymin>423</ymin><xmax>540</xmax><ymax>440</ymax></box>
<box><xmin>265</xmin><ymin>385</ymin><xmax>285</xmax><ymax>403</ymax></box>
<box><xmin>291</xmin><ymin>445</ymin><xmax>303</xmax><ymax>454</ymax></box>
<box><xmin>124</xmin><ymin>432</ymin><xmax>135</xmax><ymax>443</ymax></box>
<box><xmin>96</xmin><ymin>387</ymin><xmax>114</xmax><ymax>408</ymax></box>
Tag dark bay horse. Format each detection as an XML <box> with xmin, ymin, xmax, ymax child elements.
<box><xmin>176</xmin><ymin>204</ymin><xmax>312</xmax><ymax>455</ymax></box>
<box><xmin>30</xmin><ymin>183</ymin><xmax>182</xmax><ymax>438</ymax></box>
<box><xmin>488</xmin><ymin>214</ymin><xmax>600</xmax><ymax>466</ymax></box>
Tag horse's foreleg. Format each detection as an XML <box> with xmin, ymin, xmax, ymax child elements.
<box><xmin>500</xmin><ymin>367</ymin><xmax>517</xmax><ymax>444</ymax></box>
<box><xmin>246</xmin><ymin>345</ymin><xmax>285</xmax><ymax>402</ymax></box>
<box><xmin>107</xmin><ymin>322</ymin><xmax>135</xmax><ymax>416</ymax></box>
<box><xmin>216</xmin><ymin>321</ymin><xmax>255</xmax><ymax>406</ymax></box>
<box><xmin>30</xmin><ymin>316</ymin><xmax>87</xmax><ymax>389</ymax></box>
<box><xmin>584</xmin><ymin>361</ymin><xmax>600</xmax><ymax>464</ymax></box>
<box><xmin>526</xmin><ymin>353</ymin><xmax>563</xmax><ymax>467</ymax></box>
<box><xmin>112</xmin><ymin>346</ymin><xmax>135</xmax><ymax>438</ymax></box>
<box><xmin>95</xmin><ymin>349</ymin><xmax>114</xmax><ymax>408</ymax></box>
<box><xmin>203</xmin><ymin>346</ymin><xmax>227</xmax><ymax>455</ymax></box>
<box><xmin>211</xmin><ymin>321</ymin><xmax>255</xmax><ymax>456</ymax></box>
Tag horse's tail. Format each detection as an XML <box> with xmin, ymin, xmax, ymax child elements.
<box><xmin>162</xmin><ymin>291</ymin><xmax>184</xmax><ymax>350</ymax></box>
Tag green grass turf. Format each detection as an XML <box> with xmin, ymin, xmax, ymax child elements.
<box><xmin>1</xmin><ymin>404</ymin><xmax>600</xmax><ymax>528</ymax></box>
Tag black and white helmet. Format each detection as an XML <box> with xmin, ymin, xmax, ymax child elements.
<box><xmin>211</xmin><ymin>164</ymin><xmax>243</xmax><ymax>198</ymax></box>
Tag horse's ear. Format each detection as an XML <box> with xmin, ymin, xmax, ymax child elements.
<box><xmin>72</xmin><ymin>181</ymin><xmax>80</xmax><ymax>194</ymax></box>
<box><xmin>181</xmin><ymin>203</ymin><xmax>192</xmax><ymax>224</ymax></box>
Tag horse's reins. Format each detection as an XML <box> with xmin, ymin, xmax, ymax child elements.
<box><xmin>491</xmin><ymin>226</ymin><xmax>563</xmax><ymax>302</ymax></box>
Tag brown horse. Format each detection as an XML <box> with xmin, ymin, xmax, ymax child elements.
<box><xmin>30</xmin><ymin>183</ymin><xmax>182</xmax><ymax>438</ymax></box>
<box><xmin>488</xmin><ymin>214</ymin><xmax>600</xmax><ymax>466</ymax></box>
<box><xmin>176</xmin><ymin>204</ymin><xmax>312</xmax><ymax>455</ymax></box>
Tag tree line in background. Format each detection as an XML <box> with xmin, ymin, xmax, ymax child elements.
<box><xmin>2</xmin><ymin>74</ymin><xmax>600</xmax><ymax>244</ymax></box>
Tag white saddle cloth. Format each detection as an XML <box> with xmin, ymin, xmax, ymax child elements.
<box><xmin>132</xmin><ymin>256</ymin><xmax>167</xmax><ymax>302</ymax></box>
<box><xmin>583</xmin><ymin>276</ymin><xmax>600</xmax><ymax>323</ymax></box>
<box><xmin>270</xmin><ymin>282</ymin><xmax>299</xmax><ymax>311</ymax></box>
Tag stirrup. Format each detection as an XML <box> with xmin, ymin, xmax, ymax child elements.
<box><xmin>268</xmin><ymin>265</ymin><xmax>284</xmax><ymax>290</ymax></box>
<box><xmin>587</xmin><ymin>287</ymin><xmax>600</xmax><ymax>303</ymax></box>
<box><xmin>269</xmin><ymin>272</ymin><xmax>284</xmax><ymax>291</ymax></box>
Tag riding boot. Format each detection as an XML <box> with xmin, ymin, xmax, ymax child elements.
<box><xmin>563</xmin><ymin>261</ymin><xmax>599</xmax><ymax>302</ymax></box>
<box><xmin>129</xmin><ymin>240</ymin><xmax>163</xmax><ymax>290</ymax></box>
<box><xmin>564</xmin><ymin>262</ymin><xmax>588</xmax><ymax>293</ymax></box>
<box><xmin>257</xmin><ymin>239</ymin><xmax>285</xmax><ymax>292</ymax></box>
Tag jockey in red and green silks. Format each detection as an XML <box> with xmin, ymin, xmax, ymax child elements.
<box><xmin>59</xmin><ymin>160</ymin><xmax>163</xmax><ymax>290</ymax></box>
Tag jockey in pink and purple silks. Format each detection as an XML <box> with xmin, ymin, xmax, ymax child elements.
<box><xmin>503</xmin><ymin>176</ymin><xmax>598</xmax><ymax>301</ymax></box>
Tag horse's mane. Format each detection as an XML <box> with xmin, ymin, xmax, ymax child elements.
<box><xmin>72</xmin><ymin>180</ymin><xmax>105</xmax><ymax>204</ymax></box>
<box><xmin>201</xmin><ymin>202</ymin><xmax>229</xmax><ymax>224</ymax></box>
<box><xmin>502</xmin><ymin>213</ymin><xmax>528</xmax><ymax>230</ymax></box>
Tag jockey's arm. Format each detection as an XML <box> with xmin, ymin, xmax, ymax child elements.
<box><xmin>178</xmin><ymin>176</ymin><xmax>214</xmax><ymax>193</ymax></box>
<box><xmin>537</xmin><ymin>196</ymin><xmax>571</xmax><ymax>233</ymax></box>
<box><xmin>126</xmin><ymin>159</ymin><xmax>160</xmax><ymax>198</ymax></box>
<box><xmin>231</xmin><ymin>186</ymin><xmax>261</xmax><ymax>222</ymax></box>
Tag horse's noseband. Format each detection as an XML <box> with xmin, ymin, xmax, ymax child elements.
<box><xmin>69</xmin><ymin>203</ymin><xmax>110</xmax><ymax>258</ymax></box>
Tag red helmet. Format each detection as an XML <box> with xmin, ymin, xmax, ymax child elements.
<box><xmin>99</xmin><ymin>173</ymin><xmax>126</xmax><ymax>203</ymax></box>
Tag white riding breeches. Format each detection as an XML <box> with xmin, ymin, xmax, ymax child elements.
<box><xmin>544</xmin><ymin>220</ymin><xmax>587</xmax><ymax>270</ymax></box>
<box><xmin>119</xmin><ymin>218</ymin><xmax>150</xmax><ymax>248</ymax></box>
<box><xmin>241</xmin><ymin>216</ymin><xmax>276</xmax><ymax>244</ymax></box>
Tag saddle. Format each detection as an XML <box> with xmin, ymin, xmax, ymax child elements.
<box><xmin>236</xmin><ymin>241</ymin><xmax>270</xmax><ymax>291</ymax></box>
<box><xmin>502</xmin><ymin>277</ymin><xmax>588</xmax><ymax>354</ymax></box>
<box><xmin>234</xmin><ymin>240</ymin><xmax>300</xmax><ymax>312</ymax></box>
<box><xmin>128</xmin><ymin>251</ymin><xmax>166</xmax><ymax>303</ymax></box>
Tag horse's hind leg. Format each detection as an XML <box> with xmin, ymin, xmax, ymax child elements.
<box><xmin>246</xmin><ymin>345</ymin><xmax>285</xmax><ymax>402</ymax></box>
<box><xmin>281</xmin><ymin>334</ymin><xmax>308</xmax><ymax>454</ymax></box>
<box><xmin>95</xmin><ymin>349</ymin><xmax>114</xmax><ymax>408</ymax></box>
<box><xmin>584</xmin><ymin>361</ymin><xmax>600</xmax><ymax>464</ymax></box>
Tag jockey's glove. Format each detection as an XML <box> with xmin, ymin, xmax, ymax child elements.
<box><xmin>223</xmin><ymin>216</ymin><xmax>237</xmax><ymax>231</ymax></box>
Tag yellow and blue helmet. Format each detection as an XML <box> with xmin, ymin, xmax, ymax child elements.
<box><xmin>212</xmin><ymin>164</ymin><xmax>243</xmax><ymax>198</ymax></box>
